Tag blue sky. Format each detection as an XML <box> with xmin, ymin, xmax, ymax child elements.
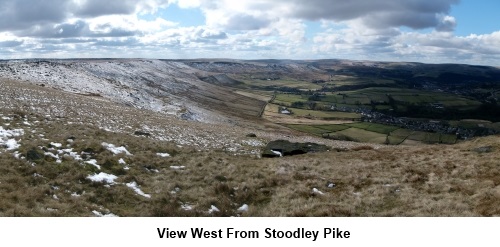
<box><xmin>0</xmin><ymin>0</ymin><xmax>498</xmax><ymax>65</ymax></box>
<box><xmin>451</xmin><ymin>0</ymin><xmax>499</xmax><ymax>36</ymax></box>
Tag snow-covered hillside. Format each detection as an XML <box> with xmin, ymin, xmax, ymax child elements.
<box><xmin>0</xmin><ymin>59</ymin><xmax>249</xmax><ymax>123</ymax></box>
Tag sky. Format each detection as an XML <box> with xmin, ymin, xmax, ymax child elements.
<box><xmin>0</xmin><ymin>0</ymin><xmax>498</xmax><ymax>65</ymax></box>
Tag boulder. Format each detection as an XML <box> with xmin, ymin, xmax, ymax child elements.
<box><xmin>262</xmin><ymin>140</ymin><xmax>329</xmax><ymax>158</ymax></box>
<box><xmin>26</xmin><ymin>148</ymin><xmax>44</xmax><ymax>161</ymax></box>
<box><xmin>134</xmin><ymin>131</ymin><xmax>151</xmax><ymax>137</ymax></box>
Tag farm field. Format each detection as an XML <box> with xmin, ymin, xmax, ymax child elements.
<box><xmin>284</xmin><ymin>122</ymin><xmax>458</xmax><ymax>145</ymax></box>
<box><xmin>238</xmin><ymin>77</ymin><xmax>323</xmax><ymax>90</ymax></box>
<box><xmin>234</xmin><ymin>90</ymin><xmax>273</xmax><ymax>102</ymax></box>
<box><xmin>265</xmin><ymin>103</ymin><xmax>361</xmax><ymax>120</ymax></box>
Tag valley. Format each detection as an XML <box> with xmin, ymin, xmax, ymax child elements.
<box><xmin>0</xmin><ymin>59</ymin><xmax>499</xmax><ymax>216</ymax></box>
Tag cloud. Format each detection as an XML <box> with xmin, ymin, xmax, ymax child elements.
<box><xmin>0</xmin><ymin>40</ymin><xmax>24</xmax><ymax>47</ymax></box>
<box><xmin>0</xmin><ymin>0</ymin><xmax>174</xmax><ymax>33</ymax></box>
<box><xmin>436</xmin><ymin>15</ymin><xmax>457</xmax><ymax>32</ymax></box>
<box><xmin>72</xmin><ymin>0</ymin><xmax>137</xmax><ymax>17</ymax></box>
<box><xmin>312</xmin><ymin>24</ymin><xmax>500</xmax><ymax>65</ymax></box>
<box><xmin>224</xmin><ymin>14</ymin><xmax>271</xmax><ymax>30</ymax></box>
<box><xmin>290</xmin><ymin>0</ymin><xmax>459</xmax><ymax>32</ymax></box>
<box><xmin>0</xmin><ymin>0</ymin><xmax>498</xmax><ymax>65</ymax></box>
<box><xmin>195</xmin><ymin>0</ymin><xmax>459</xmax><ymax>31</ymax></box>
<box><xmin>0</xmin><ymin>0</ymin><xmax>70</xmax><ymax>31</ymax></box>
<box><xmin>14</xmin><ymin>20</ymin><xmax>137</xmax><ymax>39</ymax></box>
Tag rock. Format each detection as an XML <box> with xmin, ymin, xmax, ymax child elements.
<box><xmin>472</xmin><ymin>146</ymin><xmax>494</xmax><ymax>153</ymax></box>
<box><xmin>262</xmin><ymin>140</ymin><xmax>329</xmax><ymax>158</ymax></box>
<box><xmin>26</xmin><ymin>148</ymin><xmax>44</xmax><ymax>161</ymax></box>
<box><xmin>134</xmin><ymin>131</ymin><xmax>151</xmax><ymax>137</ymax></box>
<box><xmin>326</xmin><ymin>182</ymin><xmax>336</xmax><ymax>188</ymax></box>
<box><xmin>180</xmin><ymin>111</ymin><xmax>197</xmax><ymax>121</ymax></box>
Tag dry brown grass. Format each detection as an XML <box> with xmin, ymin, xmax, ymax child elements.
<box><xmin>1</xmin><ymin>79</ymin><xmax>499</xmax><ymax>217</ymax></box>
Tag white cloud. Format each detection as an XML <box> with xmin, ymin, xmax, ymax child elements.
<box><xmin>312</xmin><ymin>23</ymin><xmax>500</xmax><ymax>65</ymax></box>
<box><xmin>0</xmin><ymin>0</ymin><xmax>498</xmax><ymax>65</ymax></box>
<box><xmin>175</xmin><ymin>0</ymin><xmax>202</xmax><ymax>9</ymax></box>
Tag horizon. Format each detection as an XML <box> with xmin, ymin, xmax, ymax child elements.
<box><xmin>0</xmin><ymin>0</ymin><xmax>499</xmax><ymax>66</ymax></box>
<box><xmin>1</xmin><ymin>57</ymin><xmax>499</xmax><ymax>68</ymax></box>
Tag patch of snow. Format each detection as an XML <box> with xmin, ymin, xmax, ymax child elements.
<box><xmin>4</xmin><ymin>139</ymin><xmax>21</xmax><ymax>150</ymax></box>
<box><xmin>237</xmin><ymin>204</ymin><xmax>249</xmax><ymax>212</ymax></box>
<box><xmin>87</xmin><ymin>172</ymin><xmax>117</xmax><ymax>184</ymax></box>
<box><xmin>242</xmin><ymin>140</ymin><xmax>264</xmax><ymax>147</ymax></box>
<box><xmin>181</xmin><ymin>204</ymin><xmax>193</xmax><ymax>211</ymax></box>
<box><xmin>13</xmin><ymin>151</ymin><xmax>22</xmax><ymax>159</ymax></box>
<box><xmin>0</xmin><ymin>127</ymin><xmax>24</xmax><ymax>151</ymax></box>
<box><xmin>50</xmin><ymin>142</ymin><xmax>62</xmax><ymax>148</ymax></box>
<box><xmin>126</xmin><ymin>181</ymin><xmax>151</xmax><ymax>198</ymax></box>
<box><xmin>170</xmin><ymin>166</ymin><xmax>185</xmax><ymax>170</ymax></box>
<box><xmin>92</xmin><ymin>210</ymin><xmax>118</xmax><ymax>217</ymax></box>
<box><xmin>156</xmin><ymin>152</ymin><xmax>170</xmax><ymax>157</ymax></box>
<box><xmin>44</xmin><ymin>152</ymin><xmax>59</xmax><ymax>159</ymax></box>
<box><xmin>312</xmin><ymin>188</ymin><xmax>324</xmax><ymax>195</ymax></box>
<box><xmin>170</xmin><ymin>187</ymin><xmax>181</xmax><ymax>194</ymax></box>
<box><xmin>118</xmin><ymin>158</ymin><xmax>126</xmax><ymax>165</ymax></box>
<box><xmin>102</xmin><ymin>142</ymin><xmax>132</xmax><ymax>155</ymax></box>
<box><xmin>85</xmin><ymin>159</ymin><xmax>101</xmax><ymax>170</ymax></box>
<box><xmin>71</xmin><ymin>192</ymin><xmax>83</xmax><ymax>197</ymax></box>
<box><xmin>271</xmin><ymin>150</ymin><xmax>283</xmax><ymax>157</ymax></box>
<box><xmin>208</xmin><ymin>205</ymin><xmax>220</xmax><ymax>214</ymax></box>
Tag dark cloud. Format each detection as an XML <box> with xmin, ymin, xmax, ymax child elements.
<box><xmin>14</xmin><ymin>20</ymin><xmax>136</xmax><ymax>38</ymax></box>
<box><xmin>224</xmin><ymin>15</ymin><xmax>271</xmax><ymax>30</ymax></box>
<box><xmin>73</xmin><ymin>0</ymin><xmax>137</xmax><ymax>17</ymax></box>
<box><xmin>0</xmin><ymin>0</ymin><xmax>139</xmax><ymax>33</ymax></box>
<box><xmin>0</xmin><ymin>0</ymin><xmax>70</xmax><ymax>31</ymax></box>
<box><xmin>361</xmin><ymin>36</ymin><xmax>396</xmax><ymax>54</ymax></box>
<box><xmin>0</xmin><ymin>40</ymin><xmax>24</xmax><ymax>47</ymax></box>
<box><xmin>285</xmin><ymin>0</ymin><xmax>459</xmax><ymax>31</ymax></box>
<box><xmin>363</xmin><ymin>12</ymin><xmax>440</xmax><ymax>30</ymax></box>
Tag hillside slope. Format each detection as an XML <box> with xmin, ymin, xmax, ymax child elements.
<box><xmin>0</xmin><ymin>59</ymin><xmax>265</xmax><ymax>123</ymax></box>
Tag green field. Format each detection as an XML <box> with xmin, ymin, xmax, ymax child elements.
<box><xmin>241</xmin><ymin>78</ymin><xmax>323</xmax><ymax>90</ymax></box>
<box><xmin>335</xmin><ymin>128</ymin><xmax>388</xmax><ymax>143</ymax></box>
<box><xmin>289</xmin><ymin>107</ymin><xmax>361</xmax><ymax>119</ymax></box>
<box><xmin>237</xmin><ymin>68</ymin><xmax>494</xmax><ymax>145</ymax></box>
<box><xmin>283</xmin><ymin>121</ymin><xmax>457</xmax><ymax>145</ymax></box>
<box><xmin>284</xmin><ymin>124</ymin><xmax>329</xmax><ymax>136</ymax></box>
<box><xmin>267</xmin><ymin>86</ymin><xmax>473</xmax><ymax>145</ymax></box>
